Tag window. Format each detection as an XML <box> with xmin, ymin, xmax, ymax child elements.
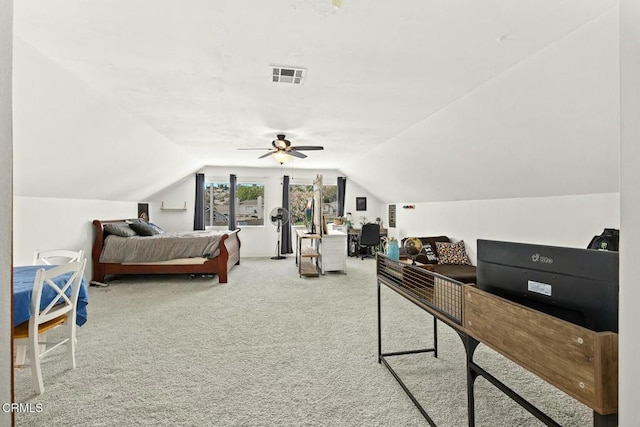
<box><xmin>322</xmin><ymin>185</ymin><xmax>337</xmax><ymax>219</ymax></box>
<box><xmin>290</xmin><ymin>184</ymin><xmax>337</xmax><ymax>227</ymax></box>
<box><xmin>205</xmin><ymin>182</ymin><xmax>229</xmax><ymax>227</ymax></box>
<box><xmin>237</xmin><ymin>183</ymin><xmax>265</xmax><ymax>226</ymax></box>
<box><xmin>205</xmin><ymin>181</ymin><xmax>266</xmax><ymax>227</ymax></box>
<box><xmin>290</xmin><ymin>184</ymin><xmax>314</xmax><ymax>226</ymax></box>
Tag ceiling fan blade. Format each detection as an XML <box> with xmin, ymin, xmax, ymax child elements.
<box><xmin>291</xmin><ymin>146</ymin><xmax>324</xmax><ymax>151</ymax></box>
<box><xmin>258</xmin><ymin>151</ymin><xmax>276</xmax><ymax>159</ymax></box>
<box><xmin>288</xmin><ymin>150</ymin><xmax>307</xmax><ymax>159</ymax></box>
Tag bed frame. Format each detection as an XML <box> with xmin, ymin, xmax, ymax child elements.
<box><xmin>91</xmin><ymin>219</ymin><xmax>241</xmax><ymax>284</ymax></box>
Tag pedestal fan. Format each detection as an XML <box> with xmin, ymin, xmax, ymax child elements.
<box><xmin>269</xmin><ymin>207</ymin><xmax>290</xmax><ymax>260</ymax></box>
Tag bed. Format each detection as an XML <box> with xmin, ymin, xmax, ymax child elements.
<box><xmin>91</xmin><ymin>219</ymin><xmax>241</xmax><ymax>284</ymax></box>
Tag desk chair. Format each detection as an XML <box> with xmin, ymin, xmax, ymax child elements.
<box><xmin>14</xmin><ymin>259</ymin><xmax>87</xmax><ymax>394</ymax></box>
<box><xmin>359</xmin><ymin>223</ymin><xmax>381</xmax><ymax>260</ymax></box>
<box><xmin>33</xmin><ymin>249</ymin><xmax>84</xmax><ymax>266</ymax></box>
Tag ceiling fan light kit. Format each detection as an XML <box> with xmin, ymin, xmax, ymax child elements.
<box><xmin>272</xmin><ymin>151</ymin><xmax>291</xmax><ymax>164</ymax></box>
<box><xmin>239</xmin><ymin>134</ymin><xmax>324</xmax><ymax>164</ymax></box>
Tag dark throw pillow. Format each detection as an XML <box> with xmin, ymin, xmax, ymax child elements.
<box><xmin>128</xmin><ymin>221</ymin><xmax>161</xmax><ymax>236</ymax></box>
<box><xmin>104</xmin><ymin>223</ymin><xmax>138</xmax><ymax>237</ymax></box>
<box><xmin>419</xmin><ymin>244</ymin><xmax>439</xmax><ymax>263</ymax></box>
<box><xmin>436</xmin><ymin>240</ymin><xmax>471</xmax><ymax>265</ymax></box>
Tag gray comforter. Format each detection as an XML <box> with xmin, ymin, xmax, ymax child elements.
<box><xmin>99</xmin><ymin>231</ymin><xmax>224</xmax><ymax>263</ymax></box>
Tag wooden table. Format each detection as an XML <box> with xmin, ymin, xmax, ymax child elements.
<box><xmin>376</xmin><ymin>254</ymin><xmax>618</xmax><ymax>426</ymax></box>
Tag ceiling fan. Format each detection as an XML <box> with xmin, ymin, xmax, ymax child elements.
<box><xmin>239</xmin><ymin>134</ymin><xmax>324</xmax><ymax>162</ymax></box>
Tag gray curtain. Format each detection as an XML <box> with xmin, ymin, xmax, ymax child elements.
<box><xmin>337</xmin><ymin>176</ymin><xmax>347</xmax><ymax>217</ymax></box>
<box><xmin>194</xmin><ymin>173</ymin><xmax>205</xmax><ymax>230</ymax></box>
<box><xmin>229</xmin><ymin>174</ymin><xmax>237</xmax><ymax>230</ymax></box>
<box><xmin>281</xmin><ymin>175</ymin><xmax>293</xmax><ymax>254</ymax></box>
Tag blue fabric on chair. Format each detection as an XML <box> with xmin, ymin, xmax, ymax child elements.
<box><xmin>13</xmin><ymin>265</ymin><xmax>89</xmax><ymax>327</ymax></box>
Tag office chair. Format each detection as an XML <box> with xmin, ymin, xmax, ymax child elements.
<box><xmin>359</xmin><ymin>223</ymin><xmax>381</xmax><ymax>260</ymax></box>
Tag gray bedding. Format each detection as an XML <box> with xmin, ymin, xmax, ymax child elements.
<box><xmin>99</xmin><ymin>230</ymin><xmax>224</xmax><ymax>263</ymax></box>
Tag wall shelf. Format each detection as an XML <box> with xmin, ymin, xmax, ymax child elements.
<box><xmin>160</xmin><ymin>202</ymin><xmax>187</xmax><ymax>211</ymax></box>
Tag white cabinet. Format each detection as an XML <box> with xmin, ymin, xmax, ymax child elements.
<box><xmin>319</xmin><ymin>231</ymin><xmax>347</xmax><ymax>274</ymax></box>
<box><xmin>329</xmin><ymin>224</ymin><xmax>348</xmax><ymax>233</ymax></box>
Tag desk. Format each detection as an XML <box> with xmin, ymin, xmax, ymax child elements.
<box><xmin>347</xmin><ymin>228</ymin><xmax>387</xmax><ymax>257</ymax></box>
<box><xmin>376</xmin><ymin>254</ymin><xmax>617</xmax><ymax>426</ymax></box>
<box><xmin>14</xmin><ymin>266</ymin><xmax>89</xmax><ymax>327</ymax></box>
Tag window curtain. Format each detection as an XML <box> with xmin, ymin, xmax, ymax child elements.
<box><xmin>194</xmin><ymin>173</ymin><xmax>205</xmax><ymax>230</ymax></box>
<box><xmin>337</xmin><ymin>176</ymin><xmax>347</xmax><ymax>217</ymax></box>
<box><xmin>229</xmin><ymin>174</ymin><xmax>237</xmax><ymax>230</ymax></box>
<box><xmin>281</xmin><ymin>175</ymin><xmax>293</xmax><ymax>254</ymax></box>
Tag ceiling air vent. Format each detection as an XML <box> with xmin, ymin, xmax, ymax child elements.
<box><xmin>271</xmin><ymin>66</ymin><xmax>306</xmax><ymax>85</ymax></box>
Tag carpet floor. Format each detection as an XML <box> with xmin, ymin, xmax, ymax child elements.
<box><xmin>13</xmin><ymin>256</ymin><xmax>592</xmax><ymax>426</ymax></box>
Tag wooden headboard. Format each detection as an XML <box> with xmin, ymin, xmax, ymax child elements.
<box><xmin>92</xmin><ymin>219</ymin><xmax>138</xmax><ymax>260</ymax></box>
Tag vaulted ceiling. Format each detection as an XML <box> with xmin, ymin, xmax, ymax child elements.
<box><xmin>12</xmin><ymin>0</ymin><xmax>620</xmax><ymax>203</ymax></box>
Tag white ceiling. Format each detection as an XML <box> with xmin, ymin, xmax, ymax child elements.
<box><xmin>12</xmin><ymin>0</ymin><xmax>620</xmax><ymax>203</ymax></box>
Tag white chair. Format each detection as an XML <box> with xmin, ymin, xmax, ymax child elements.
<box><xmin>15</xmin><ymin>249</ymin><xmax>86</xmax><ymax>367</ymax></box>
<box><xmin>33</xmin><ymin>249</ymin><xmax>84</xmax><ymax>266</ymax></box>
<box><xmin>13</xmin><ymin>259</ymin><xmax>87</xmax><ymax>394</ymax></box>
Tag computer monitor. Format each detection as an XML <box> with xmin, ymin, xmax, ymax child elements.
<box><xmin>476</xmin><ymin>239</ymin><xmax>619</xmax><ymax>333</ymax></box>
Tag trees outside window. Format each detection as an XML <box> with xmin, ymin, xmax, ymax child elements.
<box><xmin>290</xmin><ymin>184</ymin><xmax>337</xmax><ymax>227</ymax></box>
<box><xmin>237</xmin><ymin>183</ymin><xmax>264</xmax><ymax>226</ymax></box>
<box><xmin>205</xmin><ymin>181</ymin><xmax>265</xmax><ymax>226</ymax></box>
<box><xmin>322</xmin><ymin>185</ymin><xmax>337</xmax><ymax>219</ymax></box>
<box><xmin>290</xmin><ymin>184</ymin><xmax>313</xmax><ymax>226</ymax></box>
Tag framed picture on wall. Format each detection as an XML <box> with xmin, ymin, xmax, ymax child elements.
<box><xmin>356</xmin><ymin>197</ymin><xmax>367</xmax><ymax>211</ymax></box>
<box><xmin>138</xmin><ymin>203</ymin><xmax>149</xmax><ymax>221</ymax></box>
<box><xmin>389</xmin><ymin>204</ymin><xmax>396</xmax><ymax>228</ymax></box>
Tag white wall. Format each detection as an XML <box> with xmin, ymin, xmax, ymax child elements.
<box><xmin>148</xmin><ymin>167</ymin><xmax>383</xmax><ymax>257</ymax></box>
<box><xmin>619</xmin><ymin>0</ymin><xmax>640</xmax><ymax>424</ymax></box>
<box><xmin>344</xmin><ymin>7</ymin><xmax>619</xmax><ymax>205</ymax></box>
<box><xmin>0</xmin><ymin>0</ymin><xmax>12</xmax><ymax>422</ymax></box>
<box><xmin>13</xmin><ymin>197</ymin><xmax>137</xmax><ymax>280</ymax></box>
<box><xmin>12</xmin><ymin>38</ymin><xmax>201</xmax><ymax>202</ymax></box>
<box><xmin>146</xmin><ymin>174</ymin><xmax>195</xmax><ymax>233</ymax></box>
<box><xmin>386</xmin><ymin>193</ymin><xmax>619</xmax><ymax>264</ymax></box>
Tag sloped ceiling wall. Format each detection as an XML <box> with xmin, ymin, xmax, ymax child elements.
<box><xmin>11</xmin><ymin>3</ymin><xmax>619</xmax><ymax>205</ymax></box>
<box><xmin>343</xmin><ymin>8</ymin><xmax>619</xmax><ymax>203</ymax></box>
<box><xmin>12</xmin><ymin>38</ymin><xmax>202</xmax><ymax>202</ymax></box>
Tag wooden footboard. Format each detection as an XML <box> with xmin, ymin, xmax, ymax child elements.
<box><xmin>91</xmin><ymin>219</ymin><xmax>241</xmax><ymax>284</ymax></box>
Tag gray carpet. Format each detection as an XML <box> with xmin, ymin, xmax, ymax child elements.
<box><xmin>13</xmin><ymin>257</ymin><xmax>592</xmax><ymax>426</ymax></box>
